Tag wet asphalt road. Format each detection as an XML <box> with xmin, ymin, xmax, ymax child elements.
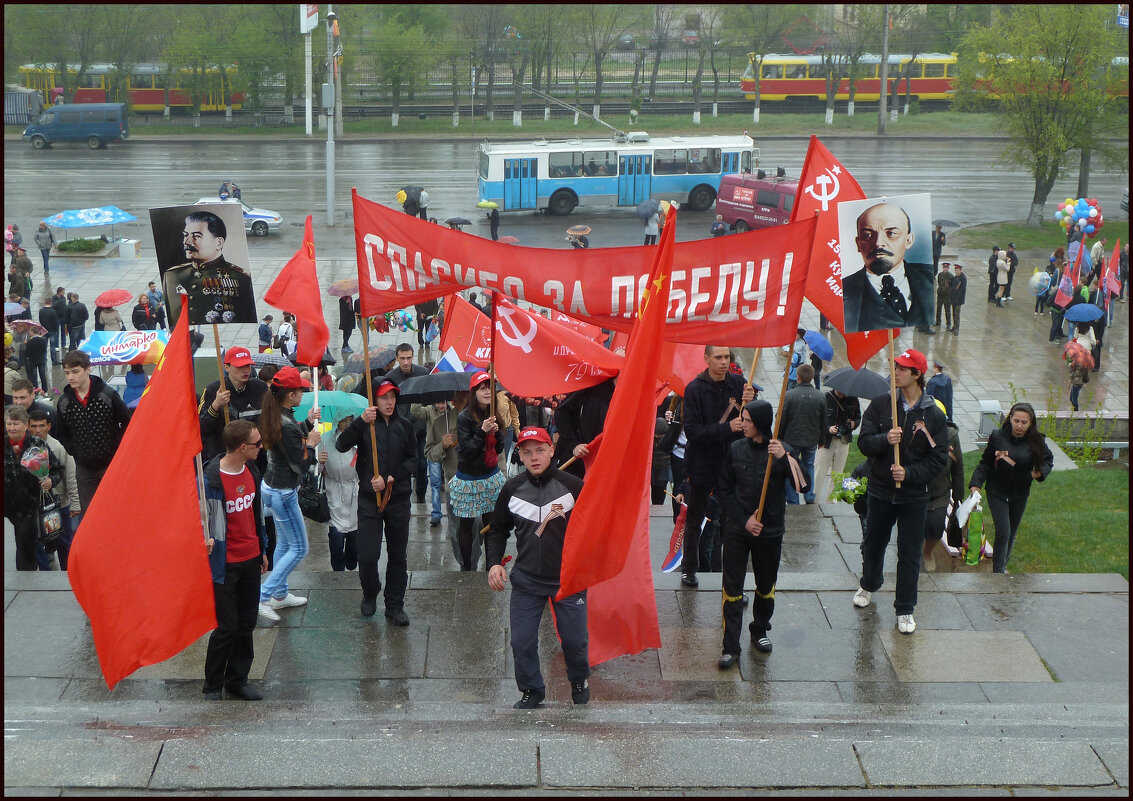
<box><xmin>4</xmin><ymin>136</ymin><xmax>1128</xmax><ymax>257</ymax></box>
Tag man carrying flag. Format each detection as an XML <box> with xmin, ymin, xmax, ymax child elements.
<box><xmin>486</xmin><ymin>427</ymin><xmax>588</xmax><ymax>709</ymax></box>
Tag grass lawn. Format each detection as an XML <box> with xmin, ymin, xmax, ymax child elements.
<box><xmin>950</xmin><ymin>219</ymin><xmax>1129</xmax><ymax>251</ymax></box>
<box><xmin>839</xmin><ymin>442</ymin><xmax>1128</xmax><ymax>578</ymax></box>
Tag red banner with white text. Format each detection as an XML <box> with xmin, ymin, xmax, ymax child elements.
<box><xmin>438</xmin><ymin>293</ymin><xmax>492</xmax><ymax>367</ymax></box>
<box><xmin>353</xmin><ymin>189</ymin><xmax>815</xmax><ymax>347</ymax></box>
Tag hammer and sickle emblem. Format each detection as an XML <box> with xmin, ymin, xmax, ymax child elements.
<box><xmin>803</xmin><ymin>168</ymin><xmax>841</xmax><ymax>212</ymax></box>
<box><xmin>495</xmin><ymin>306</ymin><xmax>537</xmax><ymax>354</ymax></box>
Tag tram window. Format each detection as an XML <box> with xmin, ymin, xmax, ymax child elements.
<box><xmin>153</xmin><ymin>74</ymin><xmax>168</xmax><ymax>89</ymax></box>
<box><xmin>761</xmin><ymin>64</ymin><xmax>783</xmax><ymax>80</ymax></box>
<box><xmin>79</xmin><ymin>73</ymin><xmax>103</xmax><ymax>89</ymax></box>
<box><xmin>904</xmin><ymin>62</ymin><xmax>923</xmax><ymax>78</ymax></box>
<box><xmin>131</xmin><ymin>75</ymin><xmax>153</xmax><ymax>89</ymax></box>
<box><xmin>944</xmin><ymin>63</ymin><xmax>954</xmax><ymax>78</ymax></box>
<box><xmin>549</xmin><ymin>151</ymin><xmax>583</xmax><ymax>177</ymax></box>
<box><xmin>923</xmin><ymin>63</ymin><xmax>945</xmax><ymax>78</ymax></box>
<box><xmin>653</xmin><ymin>149</ymin><xmax>688</xmax><ymax>175</ymax></box>
<box><xmin>583</xmin><ymin>150</ymin><xmax>617</xmax><ymax>176</ymax></box>
<box><xmin>784</xmin><ymin>64</ymin><xmax>806</xmax><ymax>79</ymax></box>
<box><xmin>867</xmin><ymin>65</ymin><xmax>879</xmax><ymax>79</ymax></box>
<box><xmin>687</xmin><ymin>148</ymin><xmax>720</xmax><ymax>173</ymax></box>
<box><xmin>809</xmin><ymin>63</ymin><xmax>828</xmax><ymax>79</ymax></box>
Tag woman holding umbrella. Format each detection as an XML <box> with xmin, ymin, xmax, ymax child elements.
<box><xmin>967</xmin><ymin>402</ymin><xmax>1053</xmax><ymax>574</ymax></box>
<box><xmin>450</xmin><ymin>371</ymin><xmax>505</xmax><ymax>571</ymax></box>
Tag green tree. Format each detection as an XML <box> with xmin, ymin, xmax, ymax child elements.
<box><xmin>576</xmin><ymin>4</ymin><xmax>635</xmax><ymax>119</ymax></box>
<box><xmin>956</xmin><ymin>5</ymin><xmax>1128</xmax><ymax>227</ymax></box>
<box><xmin>163</xmin><ymin>5</ymin><xmax>243</xmax><ymax>118</ymax></box>
<box><xmin>229</xmin><ymin>5</ymin><xmax>305</xmax><ymax>118</ymax></box>
<box><xmin>725</xmin><ymin>4</ymin><xmax>805</xmax><ymax>123</ymax></box>
<box><xmin>98</xmin><ymin>6</ymin><xmax>160</xmax><ymax>112</ymax></box>
<box><xmin>9</xmin><ymin>4</ymin><xmax>106</xmax><ymax>104</ymax></box>
<box><xmin>646</xmin><ymin>5</ymin><xmax>678</xmax><ymax>100</ymax></box>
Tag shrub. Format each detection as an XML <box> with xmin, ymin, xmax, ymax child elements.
<box><xmin>56</xmin><ymin>238</ymin><xmax>105</xmax><ymax>253</ymax></box>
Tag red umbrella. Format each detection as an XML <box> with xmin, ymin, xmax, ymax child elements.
<box><xmin>95</xmin><ymin>288</ymin><xmax>134</xmax><ymax>308</ymax></box>
<box><xmin>328</xmin><ymin>278</ymin><xmax>358</xmax><ymax>297</ymax></box>
<box><xmin>1062</xmin><ymin>340</ymin><xmax>1096</xmax><ymax>369</ymax></box>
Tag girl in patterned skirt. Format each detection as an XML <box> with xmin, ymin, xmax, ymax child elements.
<box><xmin>450</xmin><ymin>371</ymin><xmax>506</xmax><ymax>570</ymax></box>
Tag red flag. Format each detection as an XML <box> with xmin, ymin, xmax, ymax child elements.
<box><xmin>1103</xmin><ymin>238</ymin><xmax>1122</xmax><ymax>310</ymax></box>
<box><xmin>791</xmin><ymin>135</ymin><xmax>896</xmax><ymax>369</ymax></box>
<box><xmin>658</xmin><ymin>341</ymin><xmax>705</xmax><ymax>396</ymax></box>
<box><xmin>1054</xmin><ymin>243</ymin><xmax>1084</xmax><ymax>308</ymax></box>
<box><xmin>438</xmin><ymin>293</ymin><xmax>492</xmax><ymax>367</ymax></box>
<box><xmin>492</xmin><ymin>295</ymin><xmax>624</xmax><ymax>398</ymax></box>
<box><xmin>559</xmin><ymin>201</ymin><xmax>674</xmax><ymax>591</ymax></box>
<box><xmin>68</xmin><ymin>295</ymin><xmax>217</xmax><ymax>689</ymax></box>
<box><xmin>263</xmin><ymin>216</ymin><xmax>329</xmax><ymax>366</ymax></box>
<box><xmin>550</xmin><ymin>309</ymin><xmax>607</xmax><ymax>343</ymax></box>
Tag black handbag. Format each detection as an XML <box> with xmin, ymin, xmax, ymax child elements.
<box><xmin>297</xmin><ymin>469</ymin><xmax>330</xmax><ymax>524</ymax></box>
<box><xmin>36</xmin><ymin>490</ymin><xmax>64</xmax><ymax>544</ymax></box>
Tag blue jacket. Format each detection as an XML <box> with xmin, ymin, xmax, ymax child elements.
<box><xmin>925</xmin><ymin>373</ymin><xmax>954</xmax><ymax>422</ymax></box>
<box><xmin>203</xmin><ymin>454</ymin><xmax>267</xmax><ymax>583</ymax></box>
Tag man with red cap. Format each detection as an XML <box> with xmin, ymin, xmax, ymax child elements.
<box><xmin>853</xmin><ymin>348</ymin><xmax>948</xmax><ymax>635</ymax></box>
<box><xmin>486</xmin><ymin>426</ymin><xmax>589</xmax><ymax>710</ymax></box>
<box><xmin>198</xmin><ymin>345</ymin><xmax>268</xmax><ymax>463</ymax></box>
<box><xmin>335</xmin><ymin>378</ymin><xmax>418</xmax><ymax>624</ymax></box>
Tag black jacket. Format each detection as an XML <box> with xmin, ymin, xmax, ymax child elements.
<box><xmin>486</xmin><ymin>467</ymin><xmax>585</xmax><ymax>582</ymax></box>
<box><xmin>131</xmin><ymin>303</ymin><xmax>157</xmax><ymax>331</ymax></box>
<box><xmin>387</xmin><ymin>363</ymin><xmax>429</xmax><ymax>435</ymax></box>
<box><xmin>682</xmin><ymin>369</ymin><xmax>746</xmax><ymax>485</ymax></box>
<box><xmin>38</xmin><ymin>306</ymin><xmax>58</xmax><ymax>333</ymax></box>
<box><xmin>717</xmin><ymin>435</ymin><xmax>808</xmax><ymax>540</ymax></box>
<box><xmin>779</xmin><ymin>383</ymin><xmax>826</xmax><ymax>449</ymax></box>
<box><xmin>456</xmin><ymin>406</ymin><xmax>504</xmax><ymax>477</ymax></box>
<box><xmin>52</xmin><ymin>294</ymin><xmax>68</xmax><ymax>326</ymax></box>
<box><xmin>197</xmin><ymin>376</ymin><xmax>269</xmax><ymax>464</ymax></box>
<box><xmin>338</xmin><ymin>296</ymin><xmax>356</xmax><ymax>332</ymax></box>
<box><xmin>262</xmin><ymin>408</ymin><xmax>316</xmax><ymax>490</ymax></box>
<box><xmin>951</xmin><ymin>272</ymin><xmax>968</xmax><ymax>305</ymax></box>
<box><xmin>55</xmin><ymin>375</ymin><xmax>132</xmax><ymax>470</ymax></box>
<box><xmin>857</xmin><ymin>389</ymin><xmax>949</xmax><ymax>504</ymax></box>
<box><xmin>969</xmin><ymin>424</ymin><xmax>1054</xmax><ymax>500</ymax></box>
<box><xmin>928</xmin><ymin>423</ymin><xmax>965</xmax><ymax>511</ymax></box>
<box><xmin>4</xmin><ymin>433</ymin><xmax>64</xmax><ymax>523</ymax></box>
<box><xmin>552</xmin><ymin>378</ymin><xmax>615</xmax><ymax>474</ymax></box>
<box><xmin>336</xmin><ymin>412</ymin><xmax>417</xmax><ymax>502</ymax></box>
<box><xmin>820</xmin><ymin>391</ymin><xmax>861</xmax><ymax>448</ymax></box>
<box><xmin>68</xmin><ymin>301</ymin><xmax>89</xmax><ymax>328</ymax></box>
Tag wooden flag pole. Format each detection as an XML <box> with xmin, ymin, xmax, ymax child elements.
<box><xmin>211</xmin><ymin>323</ymin><xmax>229</xmax><ymax>425</ymax></box>
<box><xmin>888</xmin><ymin>328</ymin><xmax>902</xmax><ymax>488</ymax></box>
<box><xmin>746</xmin><ymin>347</ymin><xmax>762</xmax><ymax>387</ymax></box>
<box><xmin>755</xmin><ymin>340</ymin><xmax>794</xmax><ymax>523</ymax></box>
<box><xmin>360</xmin><ymin>319</ymin><xmax>387</xmax><ymax>509</ymax></box>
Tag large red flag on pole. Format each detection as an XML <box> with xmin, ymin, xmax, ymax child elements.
<box><xmin>555</xmin><ymin>207</ymin><xmax>679</xmax><ymax>665</ymax></box>
<box><xmin>1103</xmin><ymin>239</ymin><xmax>1122</xmax><ymax>310</ymax></box>
<box><xmin>263</xmin><ymin>215</ymin><xmax>329</xmax><ymax>367</ymax></box>
<box><xmin>438</xmin><ymin>293</ymin><xmax>492</xmax><ymax>367</ymax></box>
<box><xmin>68</xmin><ymin>294</ymin><xmax>217</xmax><ymax>689</ymax></box>
<box><xmin>791</xmin><ymin>135</ymin><xmax>896</xmax><ymax>368</ymax></box>
<box><xmin>1054</xmin><ymin>241</ymin><xmax>1084</xmax><ymax>308</ymax></box>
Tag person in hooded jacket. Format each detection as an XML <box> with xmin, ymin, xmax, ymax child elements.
<box><xmin>678</xmin><ymin>346</ymin><xmax>754</xmax><ymax>585</ymax></box>
<box><xmin>716</xmin><ymin>399</ymin><xmax>808</xmax><ymax>667</ymax></box>
<box><xmin>853</xmin><ymin>348</ymin><xmax>948</xmax><ymax>635</ymax></box>
<box><xmin>967</xmin><ymin>402</ymin><xmax>1053</xmax><ymax>574</ymax></box>
<box><xmin>552</xmin><ymin>377</ymin><xmax>615</xmax><ymax>479</ymax></box>
<box><xmin>922</xmin><ymin>400</ymin><xmax>964</xmax><ymax>572</ymax></box>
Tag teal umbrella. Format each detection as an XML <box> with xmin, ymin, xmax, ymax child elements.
<box><xmin>295</xmin><ymin>390</ymin><xmax>369</xmax><ymax>423</ymax></box>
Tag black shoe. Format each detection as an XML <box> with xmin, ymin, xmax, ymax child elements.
<box><xmin>385</xmin><ymin>608</ymin><xmax>410</xmax><ymax>626</ymax></box>
<box><xmin>429</xmin><ymin>518</ymin><xmax>441</xmax><ymax>527</ymax></box>
<box><xmin>742</xmin><ymin>594</ymin><xmax>750</xmax><ymax>607</ymax></box>
<box><xmin>924</xmin><ymin>326</ymin><xmax>936</xmax><ymax>335</ymax></box>
<box><xmin>203</xmin><ymin>690</ymin><xmax>222</xmax><ymax>700</ymax></box>
<box><xmin>680</xmin><ymin>573</ymin><xmax>699</xmax><ymax>588</ymax></box>
<box><xmin>225</xmin><ymin>683</ymin><xmax>263</xmax><ymax>701</ymax></box>
<box><xmin>751</xmin><ymin>630</ymin><xmax>773</xmax><ymax>653</ymax></box>
<box><xmin>513</xmin><ymin>688</ymin><xmax>545</xmax><ymax>709</ymax></box>
<box><xmin>415</xmin><ymin>496</ymin><xmax>426</xmax><ymax>505</ymax></box>
<box><xmin>717</xmin><ymin>652</ymin><xmax>738</xmax><ymax>670</ymax></box>
<box><xmin>570</xmin><ymin>680</ymin><xmax>590</xmax><ymax>705</ymax></box>
<box><xmin>360</xmin><ymin>596</ymin><xmax>377</xmax><ymax>617</ymax></box>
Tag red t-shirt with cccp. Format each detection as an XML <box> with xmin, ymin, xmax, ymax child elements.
<box><xmin>219</xmin><ymin>466</ymin><xmax>260</xmax><ymax>563</ymax></box>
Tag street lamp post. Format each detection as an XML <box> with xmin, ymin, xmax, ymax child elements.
<box><xmin>325</xmin><ymin>7</ymin><xmax>337</xmax><ymax>226</ymax></box>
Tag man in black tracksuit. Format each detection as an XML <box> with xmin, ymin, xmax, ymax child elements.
<box><xmin>336</xmin><ymin>379</ymin><xmax>417</xmax><ymax>624</ymax></box>
<box><xmin>716</xmin><ymin>399</ymin><xmax>808</xmax><ymax>668</ymax></box>
<box><xmin>486</xmin><ymin>427</ymin><xmax>589</xmax><ymax>710</ymax></box>
<box><xmin>679</xmin><ymin>346</ymin><xmax>754</xmax><ymax>585</ymax></box>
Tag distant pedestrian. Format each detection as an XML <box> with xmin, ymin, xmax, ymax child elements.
<box><xmin>813</xmin><ymin>387</ymin><xmax>860</xmax><ymax>503</ymax></box>
<box><xmin>319</xmin><ymin>415</ymin><xmax>359</xmax><ymax>572</ymax></box>
<box><xmin>925</xmin><ymin>359</ymin><xmax>954</xmax><ymax>422</ymax></box>
<box><xmin>487</xmin><ymin>207</ymin><xmax>500</xmax><ymax>241</ymax></box>
<box><xmin>38</xmin><ymin>296</ymin><xmax>60</xmax><ymax>365</ymax></box>
<box><xmin>131</xmin><ymin>293</ymin><xmax>157</xmax><ymax>331</ymax></box>
<box><xmin>417</xmin><ymin>189</ymin><xmax>430</xmax><ymax>221</ymax></box>
<box><xmin>644</xmin><ymin>211</ymin><xmax>660</xmax><ymax>245</ymax></box>
<box><xmin>935</xmin><ymin>262</ymin><xmax>954</xmax><ymax>330</ymax></box>
<box><xmin>949</xmin><ymin>264</ymin><xmax>967</xmax><ymax>335</ymax></box>
<box><xmin>94</xmin><ymin>304</ymin><xmax>124</xmax><ymax>332</ymax></box>
<box><xmin>987</xmin><ymin>246</ymin><xmax>1000</xmax><ymax>303</ymax></box>
<box><xmin>778</xmin><ymin>363</ymin><xmax>824</xmax><ymax>505</ymax></box>
<box><xmin>7</xmin><ymin>224</ymin><xmax>22</xmax><ymax>265</ymax></box>
<box><xmin>123</xmin><ymin>364</ymin><xmax>148</xmax><ymax>407</ymax></box>
<box><xmin>931</xmin><ymin>224</ymin><xmax>946</xmax><ymax>274</ymax></box>
<box><xmin>146</xmin><ymin>281</ymin><xmax>166</xmax><ymax>330</ymax></box>
<box><xmin>52</xmin><ymin>287</ymin><xmax>69</xmax><ymax>350</ymax></box>
<box><xmin>338</xmin><ymin>295</ymin><xmax>356</xmax><ymax>351</ymax></box>
<box><xmin>711</xmin><ymin>214</ymin><xmax>728</xmax><ymax>238</ymax></box>
<box><xmin>1004</xmin><ymin>243</ymin><xmax>1019</xmax><ymax>300</ymax></box>
<box><xmin>33</xmin><ymin>223</ymin><xmax>55</xmax><ymax>274</ymax></box>
<box><xmin>257</xmin><ymin>314</ymin><xmax>273</xmax><ymax>353</ymax></box>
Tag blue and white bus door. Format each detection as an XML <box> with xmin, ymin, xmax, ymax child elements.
<box><xmin>618</xmin><ymin>154</ymin><xmax>652</xmax><ymax>206</ymax></box>
<box><xmin>721</xmin><ymin>151</ymin><xmax>741</xmax><ymax>174</ymax></box>
<box><xmin>503</xmin><ymin>157</ymin><xmax>537</xmax><ymax>210</ymax></box>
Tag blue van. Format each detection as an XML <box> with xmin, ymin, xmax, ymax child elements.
<box><xmin>22</xmin><ymin>102</ymin><xmax>129</xmax><ymax>150</ymax></box>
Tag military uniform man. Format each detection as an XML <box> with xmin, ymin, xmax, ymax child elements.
<box><xmin>162</xmin><ymin>210</ymin><xmax>257</xmax><ymax>328</ymax></box>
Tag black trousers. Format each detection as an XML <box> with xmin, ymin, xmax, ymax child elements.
<box><xmin>414</xmin><ymin>433</ymin><xmax>427</xmax><ymax>502</ymax></box>
<box><xmin>721</xmin><ymin>528</ymin><xmax>782</xmax><ymax>655</ymax></box>
<box><xmin>357</xmin><ymin>494</ymin><xmax>411</xmax><ymax>611</ymax></box>
<box><xmin>509</xmin><ymin>568</ymin><xmax>589</xmax><ymax>692</ymax></box>
<box><xmin>669</xmin><ymin>454</ymin><xmax>685</xmax><ymax>521</ymax></box>
<box><xmin>679</xmin><ymin>480</ymin><xmax>720</xmax><ymax>576</ymax></box>
<box><xmin>860</xmin><ymin>496</ymin><xmax>928</xmax><ymax>616</ymax></box>
<box><xmin>75</xmin><ymin>463</ymin><xmax>107</xmax><ymax>513</ymax></box>
<box><xmin>935</xmin><ymin>295</ymin><xmax>952</xmax><ymax>328</ymax></box>
<box><xmin>203</xmin><ymin>556</ymin><xmax>261</xmax><ymax>693</ymax></box>
<box><xmin>8</xmin><ymin>516</ymin><xmax>38</xmax><ymax>571</ymax></box>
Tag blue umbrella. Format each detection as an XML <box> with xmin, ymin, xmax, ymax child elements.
<box><xmin>42</xmin><ymin>205</ymin><xmax>137</xmax><ymax>242</ymax></box>
<box><xmin>803</xmin><ymin>329</ymin><xmax>833</xmax><ymax>361</ymax></box>
<box><xmin>295</xmin><ymin>390</ymin><xmax>369</xmax><ymax>423</ymax></box>
<box><xmin>1063</xmin><ymin>303</ymin><xmax>1104</xmax><ymax>323</ymax></box>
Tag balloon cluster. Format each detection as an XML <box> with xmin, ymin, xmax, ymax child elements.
<box><xmin>392</xmin><ymin>310</ymin><xmax>416</xmax><ymax>332</ymax></box>
<box><xmin>1054</xmin><ymin>197</ymin><xmax>1104</xmax><ymax>238</ymax></box>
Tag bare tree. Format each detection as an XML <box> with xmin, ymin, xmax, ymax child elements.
<box><xmin>576</xmin><ymin>5</ymin><xmax>634</xmax><ymax>120</ymax></box>
<box><xmin>647</xmin><ymin>5</ymin><xmax>677</xmax><ymax>99</ymax></box>
<box><xmin>725</xmin><ymin>5</ymin><xmax>802</xmax><ymax>124</ymax></box>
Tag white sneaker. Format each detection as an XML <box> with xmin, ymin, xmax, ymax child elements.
<box><xmin>270</xmin><ymin>593</ymin><xmax>308</xmax><ymax>610</ymax></box>
<box><xmin>257</xmin><ymin>602</ymin><xmax>281</xmax><ymax>622</ymax></box>
<box><xmin>853</xmin><ymin>588</ymin><xmax>872</xmax><ymax>608</ymax></box>
<box><xmin>897</xmin><ymin>614</ymin><xmax>917</xmax><ymax>634</ymax></box>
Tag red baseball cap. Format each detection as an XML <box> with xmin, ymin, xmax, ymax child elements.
<box><xmin>894</xmin><ymin>348</ymin><xmax>928</xmax><ymax>375</ymax></box>
<box><xmin>271</xmin><ymin>366</ymin><xmax>311</xmax><ymax>389</ymax></box>
<box><xmin>516</xmin><ymin>426</ymin><xmax>552</xmax><ymax>446</ymax></box>
<box><xmin>469</xmin><ymin>370</ymin><xmax>491</xmax><ymax>389</ymax></box>
<box><xmin>374</xmin><ymin>379</ymin><xmax>399</xmax><ymax>397</ymax></box>
<box><xmin>224</xmin><ymin>346</ymin><xmax>254</xmax><ymax>366</ymax></box>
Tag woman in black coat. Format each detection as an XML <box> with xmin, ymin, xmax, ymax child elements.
<box><xmin>968</xmin><ymin>402</ymin><xmax>1054</xmax><ymax>573</ymax></box>
<box><xmin>449</xmin><ymin>371</ymin><xmax>505</xmax><ymax>571</ymax></box>
<box><xmin>131</xmin><ymin>294</ymin><xmax>157</xmax><ymax>331</ymax></box>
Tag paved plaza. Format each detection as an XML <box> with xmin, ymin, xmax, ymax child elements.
<box><xmin>4</xmin><ymin>239</ymin><xmax>1129</xmax><ymax>793</ymax></box>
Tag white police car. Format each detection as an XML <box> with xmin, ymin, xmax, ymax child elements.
<box><xmin>194</xmin><ymin>197</ymin><xmax>283</xmax><ymax>237</ymax></box>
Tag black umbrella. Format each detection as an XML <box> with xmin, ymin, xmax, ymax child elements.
<box><xmin>445</xmin><ymin>217</ymin><xmax>472</xmax><ymax>227</ymax></box>
<box><xmin>399</xmin><ymin>185</ymin><xmax>423</xmax><ymax>204</ymax></box>
<box><xmin>344</xmin><ymin>346</ymin><xmax>397</xmax><ymax>374</ymax></box>
<box><xmin>395</xmin><ymin>371</ymin><xmax>472</xmax><ymax>404</ymax></box>
<box><xmin>823</xmin><ymin>366</ymin><xmax>890</xmax><ymax>399</ymax></box>
<box><xmin>251</xmin><ymin>351</ymin><xmax>290</xmax><ymax>368</ymax></box>
<box><xmin>636</xmin><ymin>198</ymin><xmax>661</xmax><ymax>219</ymax></box>
<box><xmin>288</xmin><ymin>347</ymin><xmax>337</xmax><ymax>368</ymax></box>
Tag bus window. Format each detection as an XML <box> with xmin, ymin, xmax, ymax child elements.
<box><xmin>784</xmin><ymin>63</ymin><xmax>806</xmax><ymax>79</ymax></box>
<box><xmin>688</xmin><ymin>148</ymin><xmax>720</xmax><ymax>173</ymax></box>
<box><xmin>741</xmin><ymin>150</ymin><xmax>751</xmax><ymax>173</ymax></box>
<box><xmin>549</xmin><ymin>151</ymin><xmax>583</xmax><ymax>177</ymax></box>
<box><xmin>478</xmin><ymin>152</ymin><xmax>490</xmax><ymax>179</ymax></box>
<box><xmin>761</xmin><ymin>64</ymin><xmax>783</xmax><ymax>80</ymax></box>
<box><xmin>924</xmin><ymin>62</ymin><xmax>945</xmax><ymax>78</ymax></box>
<box><xmin>583</xmin><ymin>150</ymin><xmax>617</xmax><ymax>176</ymax></box>
<box><xmin>81</xmin><ymin>110</ymin><xmax>105</xmax><ymax>123</ymax></box>
<box><xmin>654</xmin><ymin>149</ymin><xmax>688</xmax><ymax>175</ymax></box>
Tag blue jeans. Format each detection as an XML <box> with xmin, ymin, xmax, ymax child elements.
<box><xmin>47</xmin><ymin>330</ymin><xmax>60</xmax><ymax>364</ymax></box>
<box><xmin>69</xmin><ymin>325</ymin><xmax>85</xmax><ymax>351</ymax></box>
<box><xmin>784</xmin><ymin>445</ymin><xmax>816</xmax><ymax>504</ymax></box>
<box><xmin>428</xmin><ymin>460</ymin><xmax>445</xmax><ymax>521</ymax></box>
<box><xmin>1069</xmin><ymin>383</ymin><xmax>1083</xmax><ymax>411</ymax></box>
<box><xmin>258</xmin><ymin>485</ymin><xmax>308</xmax><ymax>602</ymax></box>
